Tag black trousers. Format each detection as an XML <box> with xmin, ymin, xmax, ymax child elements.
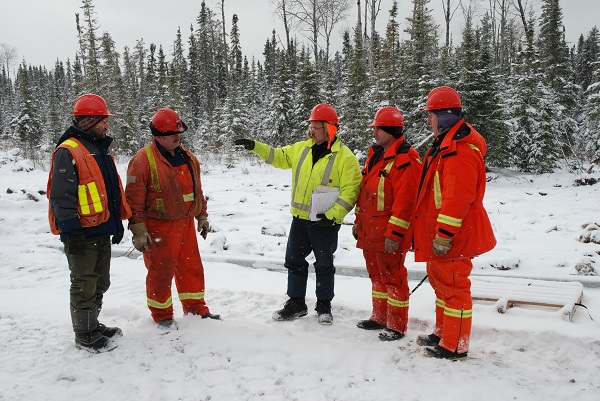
<box><xmin>284</xmin><ymin>217</ymin><xmax>340</xmax><ymax>300</ymax></box>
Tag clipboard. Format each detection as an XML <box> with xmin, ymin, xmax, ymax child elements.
<box><xmin>308</xmin><ymin>185</ymin><xmax>340</xmax><ymax>221</ymax></box>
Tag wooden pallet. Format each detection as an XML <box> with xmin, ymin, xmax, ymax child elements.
<box><xmin>470</xmin><ymin>276</ymin><xmax>584</xmax><ymax>321</ymax></box>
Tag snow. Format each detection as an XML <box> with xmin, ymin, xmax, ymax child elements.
<box><xmin>1</xmin><ymin>149</ymin><xmax>600</xmax><ymax>401</ymax></box>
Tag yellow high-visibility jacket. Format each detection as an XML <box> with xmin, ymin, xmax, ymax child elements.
<box><xmin>251</xmin><ymin>137</ymin><xmax>361</xmax><ymax>223</ymax></box>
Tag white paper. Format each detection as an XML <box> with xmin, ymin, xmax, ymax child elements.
<box><xmin>308</xmin><ymin>185</ymin><xmax>340</xmax><ymax>221</ymax></box>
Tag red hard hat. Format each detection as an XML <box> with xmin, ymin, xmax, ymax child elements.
<box><xmin>368</xmin><ymin>106</ymin><xmax>404</xmax><ymax>127</ymax></box>
<box><xmin>423</xmin><ymin>86</ymin><xmax>462</xmax><ymax>111</ymax></box>
<box><xmin>150</xmin><ymin>108</ymin><xmax>187</xmax><ymax>135</ymax></box>
<box><xmin>73</xmin><ymin>94</ymin><xmax>114</xmax><ymax>116</ymax></box>
<box><xmin>307</xmin><ymin>103</ymin><xmax>339</xmax><ymax>124</ymax></box>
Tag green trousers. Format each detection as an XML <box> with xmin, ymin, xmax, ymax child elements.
<box><xmin>66</xmin><ymin>237</ymin><xmax>111</xmax><ymax>310</ymax></box>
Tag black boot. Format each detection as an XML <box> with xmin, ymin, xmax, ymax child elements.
<box><xmin>97</xmin><ymin>323</ymin><xmax>123</xmax><ymax>338</ymax></box>
<box><xmin>416</xmin><ymin>333</ymin><xmax>441</xmax><ymax>346</ymax></box>
<box><xmin>357</xmin><ymin>319</ymin><xmax>386</xmax><ymax>330</ymax></box>
<box><xmin>96</xmin><ymin>305</ymin><xmax>123</xmax><ymax>338</ymax></box>
<box><xmin>272</xmin><ymin>297</ymin><xmax>308</xmax><ymax>321</ymax></box>
<box><xmin>379</xmin><ymin>328</ymin><xmax>405</xmax><ymax>341</ymax></box>
<box><xmin>315</xmin><ymin>299</ymin><xmax>333</xmax><ymax>325</ymax></box>
<box><xmin>71</xmin><ymin>306</ymin><xmax>113</xmax><ymax>352</ymax></box>
<box><xmin>424</xmin><ymin>345</ymin><xmax>468</xmax><ymax>361</ymax></box>
<box><xmin>75</xmin><ymin>330</ymin><xmax>111</xmax><ymax>351</ymax></box>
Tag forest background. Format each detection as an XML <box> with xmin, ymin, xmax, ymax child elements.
<box><xmin>1</xmin><ymin>0</ymin><xmax>599</xmax><ymax>174</ymax></box>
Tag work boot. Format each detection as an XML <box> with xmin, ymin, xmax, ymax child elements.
<box><xmin>379</xmin><ymin>328</ymin><xmax>405</xmax><ymax>341</ymax></box>
<box><xmin>71</xmin><ymin>306</ymin><xmax>113</xmax><ymax>352</ymax></box>
<box><xmin>315</xmin><ymin>299</ymin><xmax>333</xmax><ymax>325</ymax></box>
<box><xmin>272</xmin><ymin>297</ymin><xmax>308</xmax><ymax>321</ymax></box>
<box><xmin>416</xmin><ymin>333</ymin><xmax>441</xmax><ymax>346</ymax></box>
<box><xmin>357</xmin><ymin>319</ymin><xmax>386</xmax><ymax>330</ymax></box>
<box><xmin>157</xmin><ymin>318</ymin><xmax>178</xmax><ymax>330</ymax></box>
<box><xmin>201</xmin><ymin>313</ymin><xmax>222</xmax><ymax>320</ymax></box>
<box><xmin>97</xmin><ymin>323</ymin><xmax>123</xmax><ymax>338</ymax></box>
<box><xmin>96</xmin><ymin>304</ymin><xmax>123</xmax><ymax>337</ymax></box>
<box><xmin>75</xmin><ymin>330</ymin><xmax>112</xmax><ymax>351</ymax></box>
<box><xmin>424</xmin><ymin>345</ymin><xmax>468</xmax><ymax>361</ymax></box>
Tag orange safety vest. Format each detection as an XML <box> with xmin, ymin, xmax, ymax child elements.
<box><xmin>126</xmin><ymin>142</ymin><xmax>206</xmax><ymax>223</ymax></box>
<box><xmin>47</xmin><ymin>138</ymin><xmax>131</xmax><ymax>234</ymax></box>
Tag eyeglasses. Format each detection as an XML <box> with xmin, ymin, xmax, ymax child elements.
<box><xmin>309</xmin><ymin>125</ymin><xmax>325</xmax><ymax>132</ymax></box>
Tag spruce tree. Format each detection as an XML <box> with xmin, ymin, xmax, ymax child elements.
<box><xmin>12</xmin><ymin>62</ymin><xmax>43</xmax><ymax>160</ymax></box>
<box><xmin>507</xmin><ymin>31</ymin><xmax>560</xmax><ymax>173</ymax></box>
<box><xmin>399</xmin><ymin>0</ymin><xmax>439</xmax><ymax>145</ymax></box>
<box><xmin>537</xmin><ymin>0</ymin><xmax>581</xmax><ymax>162</ymax></box>
<box><xmin>457</xmin><ymin>12</ymin><xmax>506</xmax><ymax>167</ymax></box>
<box><xmin>342</xmin><ymin>24</ymin><xmax>371</xmax><ymax>153</ymax></box>
<box><xmin>584</xmin><ymin>57</ymin><xmax>600</xmax><ymax>164</ymax></box>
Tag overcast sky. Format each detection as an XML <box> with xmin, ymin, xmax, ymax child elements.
<box><xmin>0</xmin><ymin>0</ymin><xmax>598</xmax><ymax>72</ymax></box>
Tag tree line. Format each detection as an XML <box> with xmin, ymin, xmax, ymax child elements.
<box><xmin>0</xmin><ymin>0</ymin><xmax>599</xmax><ymax>173</ymax></box>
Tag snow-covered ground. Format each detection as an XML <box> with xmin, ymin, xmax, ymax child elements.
<box><xmin>1</xmin><ymin>148</ymin><xmax>599</xmax><ymax>401</ymax></box>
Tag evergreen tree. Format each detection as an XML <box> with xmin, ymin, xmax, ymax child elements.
<box><xmin>537</xmin><ymin>0</ymin><xmax>581</xmax><ymax>162</ymax></box>
<box><xmin>342</xmin><ymin>24</ymin><xmax>371</xmax><ymax>153</ymax></box>
<box><xmin>78</xmin><ymin>0</ymin><xmax>102</xmax><ymax>91</ymax></box>
<box><xmin>584</xmin><ymin>57</ymin><xmax>600</xmax><ymax>163</ymax></box>
<box><xmin>507</xmin><ymin>31</ymin><xmax>560</xmax><ymax>173</ymax></box>
<box><xmin>296</xmin><ymin>47</ymin><xmax>320</xmax><ymax>140</ymax></box>
<box><xmin>399</xmin><ymin>0</ymin><xmax>439</xmax><ymax>144</ymax></box>
<box><xmin>376</xmin><ymin>1</ymin><xmax>401</xmax><ymax>106</ymax></box>
<box><xmin>11</xmin><ymin>62</ymin><xmax>43</xmax><ymax>160</ymax></box>
<box><xmin>457</xmin><ymin>12</ymin><xmax>506</xmax><ymax>167</ymax></box>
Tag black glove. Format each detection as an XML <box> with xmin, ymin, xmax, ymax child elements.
<box><xmin>66</xmin><ymin>234</ymin><xmax>87</xmax><ymax>256</ymax></box>
<box><xmin>112</xmin><ymin>232</ymin><xmax>124</xmax><ymax>245</ymax></box>
<box><xmin>234</xmin><ymin>138</ymin><xmax>255</xmax><ymax>150</ymax></box>
<box><xmin>316</xmin><ymin>213</ymin><xmax>336</xmax><ymax>227</ymax></box>
<box><xmin>112</xmin><ymin>222</ymin><xmax>124</xmax><ymax>244</ymax></box>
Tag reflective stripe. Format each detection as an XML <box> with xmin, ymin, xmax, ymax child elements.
<box><xmin>87</xmin><ymin>182</ymin><xmax>103</xmax><ymax>212</ymax></box>
<box><xmin>437</xmin><ymin>213</ymin><xmax>462</xmax><ymax>227</ymax></box>
<box><xmin>377</xmin><ymin>161</ymin><xmax>395</xmax><ymax>211</ymax></box>
<box><xmin>387</xmin><ymin>297</ymin><xmax>409</xmax><ymax>308</ymax></box>
<box><xmin>434</xmin><ymin>170</ymin><xmax>442</xmax><ymax>209</ymax></box>
<box><xmin>265</xmin><ymin>148</ymin><xmax>275</xmax><ymax>165</ymax></box>
<box><xmin>389</xmin><ymin>216</ymin><xmax>409</xmax><ymax>230</ymax></box>
<box><xmin>336</xmin><ymin>198</ymin><xmax>353</xmax><ymax>212</ymax></box>
<box><xmin>444</xmin><ymin>306</ymin><xmax>472</xmax><ymax>319</ymax></box>
<box><xmin>179</xmin><ymin>292</ymin><xmax>205</xmax><ymax>301</ymax></box>
<box><xmin>291</xmin><ymin>201</ymin><xmax>310</xmax><ymax>212</ymax></box>
<box><xmin>372</xmin><ymin>290</ymin><xmax>388</xmax><ymax>299</ymax></box>
<box><xmin>63</xmin><ymin>139</ymin><xmax>79</xmax><ymax>148</ymax></box>
<box><xmin>77</xmin><ymin>182</ymin><xmax>103</xmax><ymax>215</ymax></box>
<box><xmin>290</xmin><ymin>148</ymin><xmax>312</xmax><ymax>211</ymax></box>
<box><xmin>183</xmin><ymin>192</ymin><xmax>195</xmax><ymax>202</ymax></box>
<box><xmin>78</xmin><ymin>185</ymin><xmax>90</xmax><ymax>215</ymax></box>
<box><xmin>469</xmin><ymin>144</ymin><xmax>481</xmax><ymax>153</ymax></box>
<box><xmin>320</xmin><ymin>153</ymin><xmax>338</xmax><ymax>186</ymax></box>
<box><xmin>147</xmin><ymin>296</ymin><xmax>173</xmax><ymax>309</ymax></box>
<box><xmin>144</xmin><ymin>145</ymin><xmax>165</xmax><ymax>219</ymax></box>
<box><xmin>144</xmin><ymin>146</ymin><xmax>162</xmax><ymax>192</ymax></box>
<box><xmin>436</xmin><ymin>298</ymin><xmax>446</xmax><ymax>308</ymax></box>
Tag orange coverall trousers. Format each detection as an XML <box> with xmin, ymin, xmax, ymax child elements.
<box><xmin>363</xmin><ymin>250</ymin><xmax>409</xmax><ymax>334</ymax></box>
<box><xmin>427</xmin><ymin>258</ymin><xmax>473</xmax><ymax>354</ymax></box>
<box><xmin>143</xmin><ymin>217</ymin><xmax>209</xmax><ymax>322</ymax></box>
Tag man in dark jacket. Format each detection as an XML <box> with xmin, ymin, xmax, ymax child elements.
<box><xmin>47</xmin><ymin>94</ymin><xmax>131</xmax><ymax>352</ymax></box>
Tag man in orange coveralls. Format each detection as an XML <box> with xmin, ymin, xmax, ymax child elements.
<box><xmin>125</xmin><ymin>108</ymin><xmax>219</xmax><ymax>329</ymax></box>
<box><xmin>413</xmin><ymin>87</ymin><xmax>496</xmax><ymax>360</ymax></box>
<box><xmin>353</xmin><ymin>107</ymin><xmax>421</xmax><ymax>341</ymax></box>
